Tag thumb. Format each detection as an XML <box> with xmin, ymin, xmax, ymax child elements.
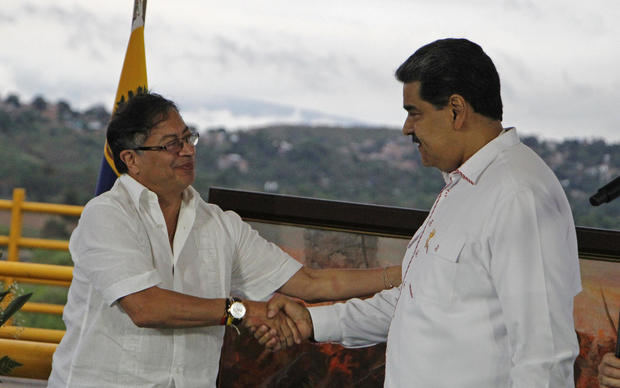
<box><xmin>266</xmin><ymin>295</ymin><xmax>285</xmax><ymax>318</ymax></box>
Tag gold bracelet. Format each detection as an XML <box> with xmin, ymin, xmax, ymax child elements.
<box><xmin>383</xmin><ymin>267</ymin><xmax>394</xmax><ymax>289</ymax></box>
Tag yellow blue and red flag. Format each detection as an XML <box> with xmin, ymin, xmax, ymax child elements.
<box><xmin>95</xmin><ymin>0</ymin><xmax>148</xmax><ymax>195</ymax></box>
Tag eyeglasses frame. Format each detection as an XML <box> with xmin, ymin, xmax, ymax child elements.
<box><xmin>131</xmin><ymin>130</ymin><xmax>200</xmax><ymax>154</ymax></box>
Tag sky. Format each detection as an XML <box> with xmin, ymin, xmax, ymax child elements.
<box><xmin>1</xmin><ymin>0</ymin><xmax>619</xmax><ymax>142</ymax></box>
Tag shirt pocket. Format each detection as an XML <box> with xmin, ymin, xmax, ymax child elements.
<box><xmin>414</xmin><ymin>234</ymin><xmax>465</xmax><ymax>306</ymax></box>
<box><xmin>195</xmin><ymin>241</ymin><xmax>227</xmax><ymax>296</ymax></box>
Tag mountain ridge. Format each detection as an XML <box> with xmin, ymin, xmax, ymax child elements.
<box><xmin>1</xmin><ymin>92</ymin><xmax>618</xmax><ymax>230</ymax></box>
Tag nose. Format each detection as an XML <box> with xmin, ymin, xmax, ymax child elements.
<box><xmin>402</xmin><ymin>116</ymin><xmax>415</xmax><ymax>137</ymax></box>
<box><xmin>179</xmin><ymin>139</ymin><xmax>196</xmax><ymax>156</ymax></box>
<box><xmin>402</xmin><ymin>115</ymin><xmax>414</xmax><ymax>135</ymax></box>
<box><xmin>402</xmin><ymin>119</ymin><xmax>420</xmax><ymax>144</ymax></box>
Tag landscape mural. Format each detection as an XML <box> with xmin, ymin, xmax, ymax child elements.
<box><xmin>217</xmin><ymin>221</ymin><xmax>619</xmax><ymax>387</ymax></box>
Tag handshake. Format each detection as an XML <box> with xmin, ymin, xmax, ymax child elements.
<box><xmin>241</xmin><ymin>295</ymin><xmax>314</xmax><ymax>352</ymax></box>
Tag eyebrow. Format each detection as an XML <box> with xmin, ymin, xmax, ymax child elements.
<box><xmin>403</xmin><ymin>104</ymin><xmax>420</xmax><ymax>112</ymax></box>
<box><xmin>158</xmin><ymin>126</ymin><xmax>191</xmax><ymax>141</ymax></box>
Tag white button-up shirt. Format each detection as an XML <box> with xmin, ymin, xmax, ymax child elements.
<box><xmin>310</xmin><ymin>128</ymin><xmax>582</xmax><ymax>388</ymax></box>
<box><xmin>48</xmin><ymin>175</ymin><xmax>302</xmax><ymax>387</ymax></box>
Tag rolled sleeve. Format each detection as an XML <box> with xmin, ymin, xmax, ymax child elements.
<box><xmin>70</xmin><ymin>201</ymin><xmax>162</xmax><ymax>304</ymax></box>
<box><xmin>103</xmin><ymin>270</ymin><xmax>161</xmax><ymax>306</ymax></box>
<box><xmin>224</xmin><ymin>210</ymin><xmax>302</xmax><ymax>300</ymax></box>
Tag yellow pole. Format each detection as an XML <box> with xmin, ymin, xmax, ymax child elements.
<box><xmin>7</xmin><ymin>188</ymin><xmax>25</xmax><ymax>263</ymax></box>
<box><xmin>0</xmin><ymin>326</ymin><xmax>64</xmax><ymax>343</ymax></box>
<box><xmin>21</xmin><ymin>201</ymin><xmax>83</xmax><ymax>216</ymax></box>
<box><xmin>17</xmin><ymin>237</ymin><xmax>69</xmax><ymax>251</ymax></box>
<box><xmin>21</xmin><ymin>302</ymin><xmax>64</xmax><ymax>315</ymax></box>
<box><xmin>0</xmin><ymin>276</ymin><xmax>71</xmax><ymax>287</ymax></box>
<box><xmin>0</xmin><ymin>261</ymin><xmax>73</xmax><ymax>282</ymax></box>
<box><xmin>0</xmin><ymin>338</ymin><xmax>56</xmax><ymax>379</ymax></box>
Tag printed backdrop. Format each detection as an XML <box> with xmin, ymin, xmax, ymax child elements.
<box><xmin>217</xmin><ymin>222</ymin><xmax>618</xmax><ymax>387</ymax></box>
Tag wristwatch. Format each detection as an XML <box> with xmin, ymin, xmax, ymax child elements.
<box><xmin>224</xmin><ymin>297</ymin><xmax>246</xmax><ymax>328</ymax></box>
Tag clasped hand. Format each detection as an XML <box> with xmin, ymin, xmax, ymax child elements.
<box><xmin>244</xmin><ymin>295</ymin><xmax>313</xmax><ymax>352</ymax></box>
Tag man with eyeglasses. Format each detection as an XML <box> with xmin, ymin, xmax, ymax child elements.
<box><xmin>48</xmin><ymin>92</ymin><xmax>401</xmax><ymax>387</ymax></box>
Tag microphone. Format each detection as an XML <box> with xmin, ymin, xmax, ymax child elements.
<box><xmin>589</xmin><ymin>176</ymin><xmax>620</xmax><ymax>206</ymax></box>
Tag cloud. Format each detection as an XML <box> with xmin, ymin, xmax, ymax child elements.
<box><xmin>2</xmin><ymin>0</ymin><xmax>619</xmax><ymax>142</ymax></box>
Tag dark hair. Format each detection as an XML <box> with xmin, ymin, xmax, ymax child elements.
<box><xmin>107</xmin><ymin>92</ymin><xmax>178</xmax><ymax>173</ymax></box>
<box><xmin>395</xmin><ymin>38</ymin><xmax>502</xmax><ymax>121</ymax></box>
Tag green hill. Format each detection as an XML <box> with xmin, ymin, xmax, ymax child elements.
<box><xmin>1</xmin><ymin>93</ymin><xmax>619</xmax><ymax>230</ymax></box>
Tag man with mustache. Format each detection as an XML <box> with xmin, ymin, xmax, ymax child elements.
<box><xmin>258</xmin><ymin>38</ymin><xmax>582</xmax><ymax>388</ymax></box>
<box><xmin>47</xmin><ymin>92</ymin><xmax>401</xmax><ymax>387</ymax></box>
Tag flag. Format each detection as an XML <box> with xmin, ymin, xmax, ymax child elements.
<box><xmin>95</xmin><ymin>0</ymin><xmax>148</xmax><ymax>195</ymax></box>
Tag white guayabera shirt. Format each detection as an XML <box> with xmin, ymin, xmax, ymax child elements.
<box><xmin>48</xmin><ymin>174</ymin><xmax>301</xmax><ymax>388</ymax></box>
<box><xmin>310</xmin><ymin>128</ymin><xmax>582</xmax><ymax>388</ymax></box>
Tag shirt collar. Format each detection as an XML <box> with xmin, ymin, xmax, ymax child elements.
<box><xmin>444</xmin><ymin>127</ymin><xmax>520</xmax><ymax>185</ymax></box>
<box><xmin>118</xmin><ymin>174</ymin><xmax>196</xmax><ymax>212</ymax></box>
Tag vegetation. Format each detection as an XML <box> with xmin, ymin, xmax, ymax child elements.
<box><xmin>0</xmin><ymin>286</ymin><xmax>33</xmax><ymax>375</ymax></box>
<box><xmin>1</xmin><ymin>93</ymin><xmax>618</xmax><ymax>229</ymax></box>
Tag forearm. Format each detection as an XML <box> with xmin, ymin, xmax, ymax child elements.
<box><xmin>119</xmin><ymin>287</ymin><xmax>280</xmax><ymax>333</ymax></box>
<box><xmin>313</xmin><ymin>266</ymin><xmax>401</xmax><ymax>301</ymax></box>
<box><xmin>279</xmin><ymin>265</ymin><xmax>401</xmax><ymax>302</ymax></box>
<box><xmin>119</xmin><ymin>286</ymin><xmax>226</xmax><ymax>328</ymax></box>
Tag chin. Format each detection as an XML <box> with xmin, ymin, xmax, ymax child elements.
<box><xmin>420</xmin><ymin>158</ymin><xmax>432</xmax><ymax>167</ymax></box>
<box><xmin>176</xmin><ymin>174</ymin><xmax>195</xmax><ymax>188</ymax></box>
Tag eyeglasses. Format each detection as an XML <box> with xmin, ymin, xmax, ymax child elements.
<box><xmin>132</xmin><ymin>130</ymin><xmax>200</xmax><ymax>154</ymax></box>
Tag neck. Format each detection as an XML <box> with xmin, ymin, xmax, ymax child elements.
<box><xmin>460</xmin><ymin>117</ymin><xmax>503</xmax><ymax>164</ymax></box>
<box><xmin>159</xmin><ymin>195</ymin><xmax>182</xmax><ymax>248</ymax></box>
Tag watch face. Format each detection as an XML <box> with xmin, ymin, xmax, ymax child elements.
<box><xmin>230</xmin><ymin>301</ymin><xmax>246</xmax><ymax>319</ymax></box>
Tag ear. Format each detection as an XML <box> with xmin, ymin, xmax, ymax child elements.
<box><xmin>448</xmin><ymin>94</ymin><xmax>467</xmax><ymax>130</ymax></box>
<box><xmin>119</xmin><ymin>149</ymin><xmax>139</xmax><ymax>175</ymax></box>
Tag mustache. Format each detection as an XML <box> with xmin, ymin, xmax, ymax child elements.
<box><xmin>175</xmin><ymin>159</ymin><xmax>194</xmax><ymax>168</ymax></box>
<box><xmin>410</xmin><ymin>134</ymin><xmax>420</xmax><ymax>145</ymax></box>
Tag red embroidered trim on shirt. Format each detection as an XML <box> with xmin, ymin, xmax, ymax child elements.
<box><xmin>402</xmin><ymin>178</ymin><xmax>452</xmax><ymax>279</ymax></box>
<box><xmin>456</xmin><ymin>169</ymin><xmax>475</xmax><ymax>185</ymax></box>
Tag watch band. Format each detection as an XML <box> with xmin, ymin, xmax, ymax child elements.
<box><xmin>220</xmin><ymin>298</ymin><xmax>231</xmax><ymax>326</ymax></box>
<box><xmin>223</xmin><ymin>297</ymin><xmax>244</xmax><ymax>327</ymax></box>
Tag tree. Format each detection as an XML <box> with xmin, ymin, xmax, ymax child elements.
<box><xmin>31</xmin><ymin>96</ymin><xmax>47</xmax><ymax>111</ymax></box>
<box><xmin>4</xmin><ymin>94</ymin><xmax>20</xmax><ymax>108</ymax></box>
